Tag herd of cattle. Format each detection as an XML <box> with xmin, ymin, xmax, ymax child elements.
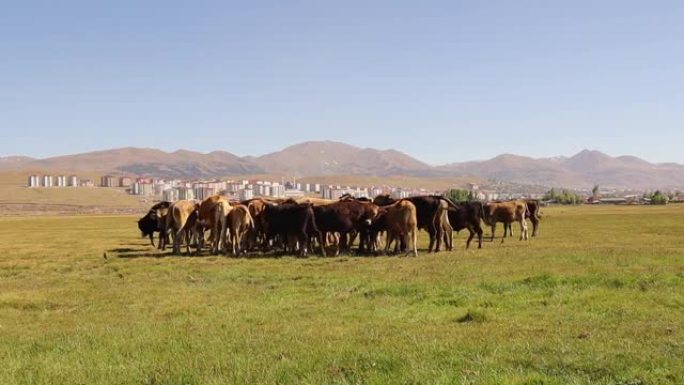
<box><xmin>137</xmin><ymin>194</ymin><xmax>541</xmax><ymax>257</ymax></box>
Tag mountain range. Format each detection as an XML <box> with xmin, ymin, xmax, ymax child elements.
<box><xmin>2</xmin><ymin>141</ymin><xmax>683</xmax><ymax>190</ymax></box>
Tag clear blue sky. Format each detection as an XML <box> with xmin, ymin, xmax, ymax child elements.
<box><xmin>1</xmin><ymin>1</ymin><xmax>682</xmax><ymax>164</ymax></box>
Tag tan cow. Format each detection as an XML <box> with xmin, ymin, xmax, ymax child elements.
<box><xmin>196</xmin><ymin>195</ymin><xmax>232</xmax><ymax>254</ymax></box>
<box><xmin>482</xmin><ymin>200</ymin><xmax>529</xmax><ymax>243</ymax></box>
<box><xmin>163</xmin><ymin>200</ymin><xmax>200</xmax><ymax>254</ymax></box>
<box><xmin>294</xmin><ymin>197</ymin><xmax>337</xmax><ymax>206</ymax></box>
<box><xmin>381</xmin><ymin>200</ymin><xmax>419</xmax><ymax>257</ymax></box>
<box><xmin>223</xmin><ymin>204</ymin><xmax>254</xmax><ymax>256</ymax></box>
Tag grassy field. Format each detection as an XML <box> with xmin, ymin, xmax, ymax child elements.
<box><xmin>1</xmin><ymin>205</ymin><xmax>683</xmax><ymax>385</ymax></box>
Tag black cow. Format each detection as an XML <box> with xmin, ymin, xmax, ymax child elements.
<box><xmin>260</xmin><ymin>203</ymin><xmax>326</xmax><ymax>257</ymax></box>
<box><xmin>137</xmin><ymin>201</ymin><xmax>171</xmax><ymax>248</ymax></box>
<box><xmin>443</xmin><ymin>201</ymin><xmax>484</xmax><ymax>249</ymax></box>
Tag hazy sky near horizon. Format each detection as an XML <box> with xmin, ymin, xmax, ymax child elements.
<box><xmin>1</xmin><ymin>1</ymin><xmax>683</xmax><ymax>164</ymax></box>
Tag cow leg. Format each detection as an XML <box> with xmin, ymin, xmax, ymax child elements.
<box><xmin>476</xmin><ymin>226</ymin><xmax>483</xmax><ymax>249</ymax></box>
<box><xmin>519</xmin><ymin>218</ymin><xmax>529</xmax><ymax>241</ymax></box>
<box><xmin>316</xmin><ymin>230</ymin><xmax>327</xmax><ymax>257</ymax></box>
<box><xmin>434</xmin><ymin>225</ymin><xmax>443</xmax><ymax>252</ymax></box>
<box><xmin>298</xmin><ymin>231</ymin><xmax>309</xmax><ymax>257</ymax></box>
<box><xmin>234</xmin><ymin>230</ymin><xmax>241</xmax><ymax>257</ymax></box>
<box><xmin>531</xmin><ymin>217</ymin><xmax>539</xmax><ymax>237</ymax></box>
<box><xmin>466</xmin><ymin>227</ymin><xmax>475</xmax><ymax>249</ymax></box>
<box><xmin>411</xmin><ymin>228</ymin><xmax>418</xmax><ymax>257</ymax></box>
<box><xmin>490</xmin><ymin>224</ymin><xmax>496</xmax><ymax>242</ymax></box>
<box><xmin>384</xmin><ymin>232</ymin><xmax>393</xmax><ymax>255</ymax></box>
<box><xmin>173</xmin><ymin>229</ymin><xmax>182</xmax><ymax>255</ymax></box>
<box><xmin>427</xmin><ymin>228</ymin><xmax>436</xmax><ymax>252</ymax></box>
<box><xmin>349</xmin><ymin>231</ymin><xmax>359</xmax><ymax>253</ymax></box>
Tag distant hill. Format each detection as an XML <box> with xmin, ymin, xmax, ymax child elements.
<box><xmin>251</xmin><ymin>141</ymin><xmax>433</xmax><ymax>176</ymax></box>
<box><xmin>23</xmin><ymin>147</ymin><xmax>264</xmax><ymax>178</ymax></box>
<box><xmin>440</xmin><ymin>149</ymin><xmax>684</xmax><ymax>189</ymax></box>
<box><xmin>5</xmin><ymin>142</ymin><xmax>684</xmax><ymax>189</ymax></box>
<box><xmin>0</xmin><ymin>156</ymin><xmax>35</xmax><ymax>170</ymax></box>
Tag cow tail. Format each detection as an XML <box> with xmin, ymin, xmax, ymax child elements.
<box><xmin>247</xmin><ymin>209</ymin><xmax>255</xmax><ymax>230</ymax></box>
<box><xmin>441</xmin><ymin>196</ymin><xmax>460</xmax><ymax>210</ymax></box>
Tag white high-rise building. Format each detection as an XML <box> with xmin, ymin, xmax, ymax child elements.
<box><xmin>28</xmin><ymin>175</ymin><xmax>41</xmax><ymax>187</ymax></box>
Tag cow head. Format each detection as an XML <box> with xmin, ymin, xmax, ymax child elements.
<box><xmin>361</xmin><ymin>203</ymin><xmax>380</xmax><ymax>226</ymax></box>
<box><xmin>372</xmin><ymin>194</ymin><xmax>394</xmax><ymax>206</ymax></box>
<box><xmin>137</xmin><ymin>214</ymin><xmax>156</xmax><ymax>237</ymax></box>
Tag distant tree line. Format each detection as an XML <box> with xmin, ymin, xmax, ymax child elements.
<box><xmin>444</xmin><ymin>189</ymin><xmax>476</xmax><ymax>203</ymax></box>
<box><xmin>644</xmin><ymin>190</ymin><xmax>669</xmax><ymax>205</ymax></box>
<box><xmin>543</xmin><ymin>188</ymin><xmax>584</xmax><ymax>205</ymax></box>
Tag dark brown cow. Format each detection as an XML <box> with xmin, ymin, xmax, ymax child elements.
<box><xmin>373</xmin><ymin>195</ymin><xmax>456</xmax><ymax>252</ymax></box>
<box><xmin>313</xmin><ymin>200</ymin><xmax>379</xmax><ymax>255</ymax></box>
<box><xmin>482</xmin><ymin>200</ymin><xmax>529</xmax><ymax>243</ymax></box>
<box><xmin>260</xmin><ymin>202</ymin><xmax>326</xmax><ymax>257</ymax></box>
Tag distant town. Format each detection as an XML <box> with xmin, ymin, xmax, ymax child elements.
<box><xmin>27</xmin><ymin>173</ymin><xmax>683</xmax><ymax>205</ymax></box>
<box><xmin>26</xmin><ymin>174</ymin><xmax>534</xmax><ymax>202</ymax></box>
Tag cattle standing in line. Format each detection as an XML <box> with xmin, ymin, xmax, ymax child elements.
<box><xmin>137</xmin><ymin>201</ymin><xmax>171</xmax><ymax>248</ymax></box>
<box><xmin>482</xmin><ymin>200</ymin><xmax>529</xmax><ymax>243</ymax></box>
<box><xmin>373</xmin><ymin>195</ymin><xmax>456</xmax><ymax>252</ymax></box>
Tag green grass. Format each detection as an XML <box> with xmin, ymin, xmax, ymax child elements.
<box><xmin>1</xmin><ymin>205</ymin><xmax>683</xmax><ymax>384</ymax></box>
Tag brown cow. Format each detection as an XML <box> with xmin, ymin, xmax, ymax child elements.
<box><xmin>163</xmin><ymin>200</ymin><xmax>200</xmax><ymax>254</ymax></box>
<box><xmin>223</xmin><ymin>204</ymin><xmax>254</xmax><ymax>256</ymax></box>
<box><xmin>243</xmin><ymin>198</ymin><xmax>268</xmax><ymax>250</ymax></box>
<box><xmin>482</xmin><ymin>200</ymin><xmax>529</xmax><ymax>243</ymax></box>
<box><xmin>380</xmin><ymin>200</ymin><xmax>418</xmax><ymax>257</ymax></box>
<box><xmin>196</xmin><ymin>195</ymin><xmax>232</xmax><ymax>254</ymax></box>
